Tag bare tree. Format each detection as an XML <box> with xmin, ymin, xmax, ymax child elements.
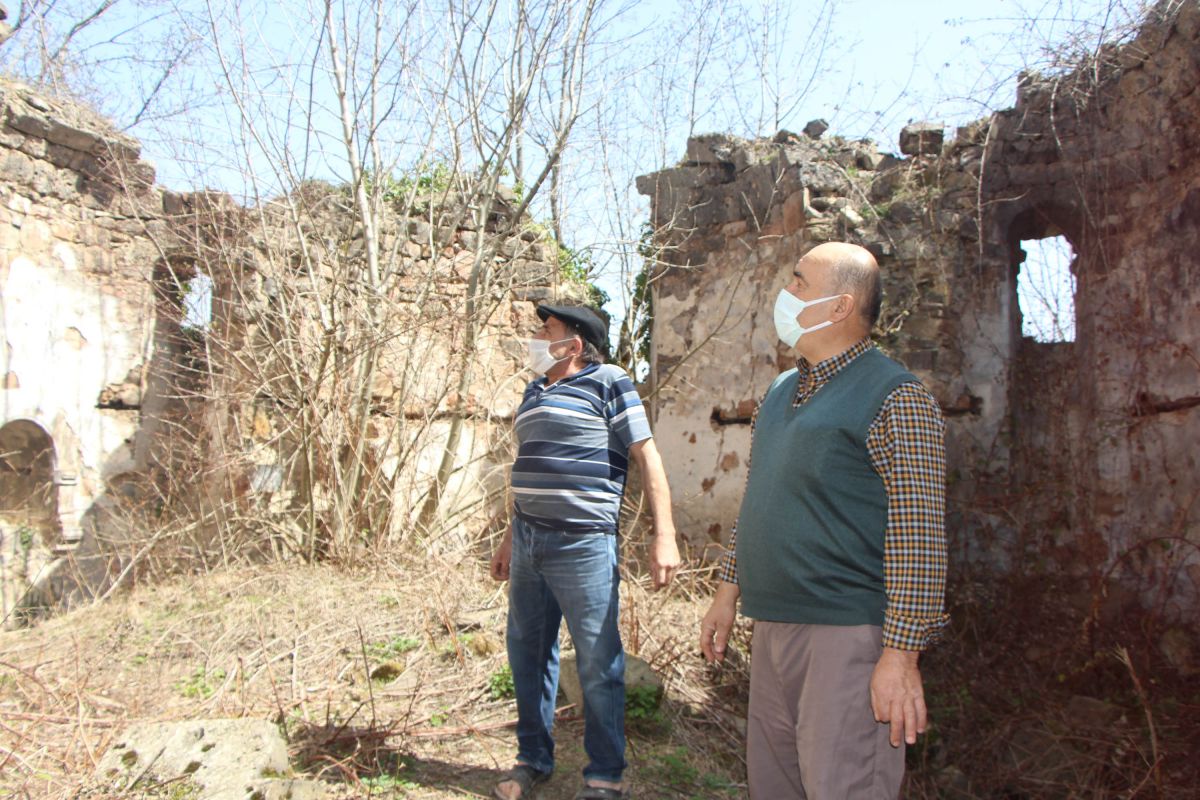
<box><xmin>105</xmin><ymin>0</ymin><xmax>613</xmax><ymax>561</ymax></box>
<box><xmin>0</xmin><ymin>0</ymin><xmax>848</xmax><ymax>573</ymax></box>
<box><xmin>0</xmin><ymin>0</ymin><xmax>206</xmax><ymax>136</ymax></box>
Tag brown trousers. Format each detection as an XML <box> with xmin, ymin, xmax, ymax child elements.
<box><xmin>747</xmin><ymin>621</ymin><xmax>904</xmax><ymax>800</ymax></box>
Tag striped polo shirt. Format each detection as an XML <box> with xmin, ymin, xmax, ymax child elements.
<box><xmin>511</xmin><ymin>363</ymin><xmax>652</xmax><ymax>533</ymax></box>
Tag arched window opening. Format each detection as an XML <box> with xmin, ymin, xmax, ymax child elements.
<box><xmin>0</xmin><ymin>422</ymin><xmax>56</xmax><ymax>512</ymax></box>
<box><xmin>1017</xmin><ymin>235</ymin><xmax>1076</xmax><ymax>343</ymax></box>
<box><xmin>0</xmin><ymin>420</ymin><xmax>58</xmax><ymax>539</ymax></box>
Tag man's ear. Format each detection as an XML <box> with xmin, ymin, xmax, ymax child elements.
<box><xmin>830</xmin><ymin>293</ymin><xmax>858</xmax><ymax>324</ymax></box>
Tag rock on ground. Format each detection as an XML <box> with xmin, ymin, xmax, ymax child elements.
<box><xmin>96</xmin><ymin>718</ymin><xmax>327</xmax><ymax>800</ymax></box>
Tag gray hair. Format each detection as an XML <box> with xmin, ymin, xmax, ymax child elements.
<box><xmin>565</xmin><ymin>322</ymin><xmax>606</xmax><ymax>364</ymax></box>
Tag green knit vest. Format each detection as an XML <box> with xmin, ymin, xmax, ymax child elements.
<box><xmin>736</xmin><ymin>348</ymin><xmax>914</xmax><ymax>625</ymax></box>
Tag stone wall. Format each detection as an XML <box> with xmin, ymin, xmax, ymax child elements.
<box><xmin>636</xmin><ymin>128</ymin><xmax>962</xmax><ymax>560</ymax></box>
<box><xmin>0</xmin><ymin>78</ymin><xmax>167</xmax><ymax>622</ymax></box>
<box><xmin>171</xmin><ymin>181</ymin><xmax>586</xmax><ymax>551</ymax></box>
<box><xmin>0</xmin><ymin>76</ymin><xmax>582</xmax><ymax>621</ymax></box>
<box><xmin>638</xmin><ymin>1</ymin><xmax>1200</xmax><ymax>617</ymax></box>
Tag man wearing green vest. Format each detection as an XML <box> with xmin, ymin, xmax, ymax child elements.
<box><xmin>699</xmin><ymin>242</ymin><xmax>949</xmax><ymax>798</ymax></box>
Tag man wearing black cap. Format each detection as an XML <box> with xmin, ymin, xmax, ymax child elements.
<box><xmin>490</xmin><ymin>304</ymin><xmax>681</xmax><ymax>800</ymax></box>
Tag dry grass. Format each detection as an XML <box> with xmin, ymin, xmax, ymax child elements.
<box><xmin>2</xmin><ymin>544</ymin><xmax>1196</xmax><ymax>799</ymax></box>
<box><xmin>0</xmin><ymin>546</ymin><xmax>750</xmax><ymax>799</ymax></box>
<box><xmin>903</xmin><ymin>569</ymin><xmax>1200</xmax><ymax>799</ymax></box>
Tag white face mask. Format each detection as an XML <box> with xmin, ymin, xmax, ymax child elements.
<box><xmin>773</xmin><ymin>288</ymin><xmax>841</xmax><ymax>347</ymax></box>
<box><xmin>527</xmin><ymin>337</ymin><xmax>575</xmax><ymax>375</ymax></box>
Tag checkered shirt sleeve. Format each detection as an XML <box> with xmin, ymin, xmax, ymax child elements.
<box><xmin>867</xmin><ymin>382</ymin><xmax>950</xmax><ymax>650</ymax></box>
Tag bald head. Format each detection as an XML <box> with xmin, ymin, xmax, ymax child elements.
<box><xmin>801</xmin><ymin>243</ymin><xmax>881</xmax><ymax>331</ymax></box>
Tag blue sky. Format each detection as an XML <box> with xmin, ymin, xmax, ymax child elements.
<box><xmin>55</xmin><ymin>0</ymin><xmax>1131</xmax><ymax>194</ymax></box>
<box><xmin>2</xmin><ymin>0</ymin><xmax>1131</xmax><ymax>330</ymax></box>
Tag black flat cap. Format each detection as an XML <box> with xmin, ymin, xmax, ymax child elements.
<box><xmin>536</xmin><ymin>304</ymin><xmax>608</xmax><ymax>354</ymax></box>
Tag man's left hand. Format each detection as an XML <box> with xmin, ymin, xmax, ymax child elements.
<box><xmin>648</xmin><ymin>530</ymin><xmax>681</xmax><ymax>589</ymax></box>
<box><xmin>870</xmin><ymin>646</ymin><xmax>927</xmax><ymax>747</ymax></box>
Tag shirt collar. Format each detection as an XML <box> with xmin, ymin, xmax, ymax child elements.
<box><xmin>533</xmin><ymin>362</ymin><xmax>600</xmax><ymax>391</ymax></box>
<box><xmin>795</xmin><ymin>338</ymin><xmax>873</xmax><ymax>398</ymax></box>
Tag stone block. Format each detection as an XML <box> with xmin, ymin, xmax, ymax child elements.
<box><xmin>685</xmin><ymin>134</ymin><xmax>742</xmax><ymax>165</ymax></box>
<box><xmin>96</xmin><ymin>719</ymin><xmax>314</xmax><ymax>800</ymax></box>
<box><xmin>802</xmin><ymin>119</ymin><xmax>829</xmax><ymax>139</ymax></box>
<box><xmin>832</xmin><ymin>148</ymin><xmax>857</xmax><ymax>168</ymax></box>
<box><xmin>402</xmin><ymin>239</ymin><xmax>423</xmax><ymax>259</ymax></box>
<box><xmin>869</xmin><ymin>166</ymin><xmax>908</xmax><ymax>202</ymax></box>
<box><xmin>805</xmin><ymin>219</ymin><xmax>837</xmax><ymax>242</ymax></box>
<box><xmin>2</xmin><ymin>149</ymin><xmax>35</xmax><ymax>183</ymax></box>
<box><xmin>955</xmin><ymin>119</ymin><xmax>991</xmax><ymax>145</ymax></box>
<box><xmin>939</xmin><ymin>171</ymin><xmax>978</xmax><ymax>194</ymax></box>
<box><xmin>838</xmin><ymin>206</ymin><xmax>864</xmax><ymax>229</ymax></box>
<box><xmin>654</xmin><ymin>165</ymin><xmax>734</xmax><ymax>193</ymax></box>
<box><xmin>855</xmin><ymin>148</ymin><xmax>891</xmax><ymax>171</ymax></box>
<box><xmin>780</xmin><ymin>191</ymin><xmax>805</xmax><ymax>235</ymax></box>
<box><xmin>507</xmin><ymin>258</ymin><xmax>555</xmax><ymax>287</ymax></box>
<box><xmin>511</xmin><ymin>283</ymin><xmax>589</xmax><ymax>304</ymax></box>
<box><xmin>558</xmin><ymin>653</ymin><xmax>663</xmax><ymax>713</ymax></box>
<box><xmin>43</xmin><ymin>122</ymin><xmax>103</xmax><ymax>156</ymax></box>
<box><xmin>1176</xmin><ymin>0</ymin><xmax>1200</xmax><ymax>39</ymax></box>
<box><xmin>796</xmin><ymin>162</ymin><xmax>850</xmax><ymax>195</ymax></box>
<box><xmin>6</xmin><ymin>112</ymin><xmax>52</xmax><ymax>142</ymax></box>
<box><xmin>899</xmin><ymin>122</ymin><xmax>945</xmax><ymax>156</ymax></box>
<box><xmin>16</xmin><ymin>133</ymin><xmax>47</xmax><ymax>160</ymax></box>
<box><xmin>407</xmin><ymin>218</ymin><xmax>432</xmax><ymax>240</ymax></box>
<box><xmin>161</xmin><ymin>190</ymin><xmax>187</xmax><ymax>215</ymax></box>
<box><xmin>887</xmin><ymin>200</ymin><xmax>923</xmax><ymax>224</ymax></box>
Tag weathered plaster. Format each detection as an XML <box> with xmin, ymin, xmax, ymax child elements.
<box><xmin>639</xmin><ymin>1</ymin><xmax>1200</xmax><ymax>618</ymax></box>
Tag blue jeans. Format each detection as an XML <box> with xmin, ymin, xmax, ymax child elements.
<box><xmin>506</xmin><ymin>516</ymin><xmax>626</xmax><ymax>783</ymax></box>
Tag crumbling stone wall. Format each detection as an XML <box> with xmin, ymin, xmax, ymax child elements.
<box><xmin>639</xmin><ymin>1</ymin><xmax>1200</xmax><ymax>617</ymax></box>
<box><xmin>968</xmin><ymin>1</ymin><xmax>1200</xmax><ymax>613</ymax></box>
<box><xmin>0</xmin><ymin>75</ymin><xmax>581</xmax><ymax>619</ymax></box>
<box><xmin>636</xmin><ymin>128</ymin><xmax>963</xmax><ymax>561</ymax></box>
<box><xmin>0</xmin><ymin>78</ymin><xmax>167</xmax><ymax>622</ymax></box>
<box><xmin>168</xmin><ymin>181</ymin><xmax>584</xmax><ymax>551</ymax></box>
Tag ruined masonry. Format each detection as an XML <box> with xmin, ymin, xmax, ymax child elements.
<box><xmin>0</xmin><ymin>76</ymin><xmax>584</xmax><ymax>622</ymax></box>
<box><xmin>1</xmin><ymin>2</ymin><xmax>1198</xmax><ymax>624</ymax></box>
<box><xmin>638</xmin><ymin>2</ymin><xmax>1200</xmax><ymax>618</ymax></box>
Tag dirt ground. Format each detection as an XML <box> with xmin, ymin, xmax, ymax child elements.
<box><xmin>0</xmin><ymin>558</ymin><xmax>751</xmax><ymax>799</ymax></box>
<box><xmin>3</xmin><ymin>551</ymin><xmax>1197</xmax><ymax>799</ymax></box>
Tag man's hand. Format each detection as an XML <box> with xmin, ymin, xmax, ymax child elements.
<box><xmin>629</xmin><ymin>438</ymin><xmax>681</xmax><ymax>590</ymax></box>
<box><xmin>490</xmin><ymin>531</ymin><xmax>513</xmax><ymax>582</ymax></box>
<box><xmin>700</xmin><ymin>582</ymin><xmax>740</xmax><ymax>662</ymax></box>
<box><xmin>649</xmin><ymin>530</ymin><xmax>681</xmax><ymax>589</ymax></box>
<box><xmin>870</xmin><ymin>646</ymin><xmax>927</xmax><ymax>747</ymax></box>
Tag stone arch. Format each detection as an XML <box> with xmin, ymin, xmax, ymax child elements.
<box><xmin>0</xmin><ymin>419</ymin><xmax>59</xmax><ymax>536</ymax></box>
<box><xmin>0</xmin><ymin>419</ymin><xmax>60</xmax><ymax>625</ymax></box>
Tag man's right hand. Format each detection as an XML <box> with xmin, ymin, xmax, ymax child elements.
<box><xmin>700</xmin><ymin>582</ymin><xmax>740</xmax><ymax>662</ymax></box>
<box><xmin>490</xmin><ymin>532</ymin><xmax>513</xmax><ymax>582</ymax></box>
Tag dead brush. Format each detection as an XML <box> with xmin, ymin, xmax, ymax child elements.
<box><xmin>901</xmin><ymin>565</ymin><xmax>1199</xmax><ymax>799</ymax></box>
